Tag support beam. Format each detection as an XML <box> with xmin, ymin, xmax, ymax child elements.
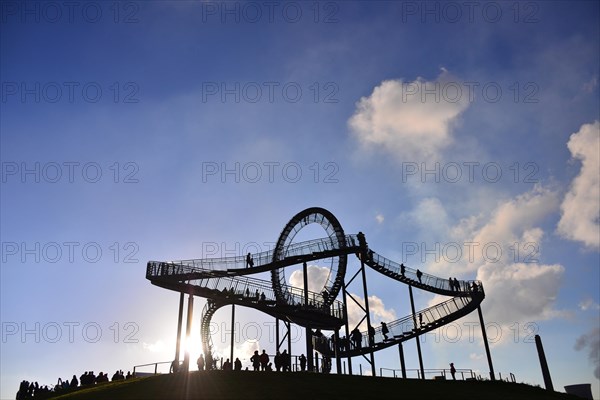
<box><xmin>359</xmin><ymin>256</ymin><xmax>376</xmax><ymax>377</ymax></box>
<box><xmin>303</xmin><ymin>262</ymin><xmax>314</xmax><ymax>371</ymax></box>
<box><xmin>477</xmin><ymin>305</ymin><xmax>495</xmax><ymax>381</ymax></box>
<box><xmin>398</xmin><ymin>342</ymin><xmax>406</xmax><ymax>378</ymax></box>
<box><xmin>342</xmin><ymin>287</ymin><xmax>352</xmax><ymax>375</ymax></box>
<box><xmin>408</xmin><ymin>285</ymin><xmax>424</xmax><ymax>379</ymax></box>
<box><xmin>174</xmin><ymin>292</ymin><xmax>185</xmax><ymax>365</ymax></box>
<box><xmin>183</xmin><ymin>294</ymin><xmax>194</xmax><ymax>372</ymax></box>
<box><xmin>230</xmin><ymin>304</ymin><xmax>235</xmax><ymax>366</ymax></box>
<box><xmin>334</xmin><ymin>329</ymin><xmax>342</xmax><ymax>374</ymax></box>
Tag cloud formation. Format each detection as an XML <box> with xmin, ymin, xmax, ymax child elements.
<box><xmin>288</xmin><ymin>264</ymin><xmax>331</xmax><ymax>293</ymax></box>
<box><xmin>557</xmin><ymin>121</ymin><xmax>600</xmax><ymax>250</ymax></box>
<box><xmin>422</xmin><ymin>185</ymin><xmax>565</xmax><ymax>331</ymax></box>
<box><xmin>346</xmin><ymin>293</ymin><xmax>397</xmax><ymax>331</ymax></box>
<box><xmin>348</xmin><ymin>69</ymin><xmax>470</xmax><ymax>163</ymax></box>
<box><xmin>575</xmin><ymin>327</ymin><xmax>600</xmax><ymax>379</ymax></box>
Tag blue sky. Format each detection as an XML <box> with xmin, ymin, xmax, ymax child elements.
<box><xmin>1</xmin><ymin>0</ymin><xmax>599</xmax><ymax>398</ymax></box>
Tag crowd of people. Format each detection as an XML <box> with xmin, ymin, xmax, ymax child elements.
<box><xmin>16</xmin><ymin>369</ymin><xmax>133</xmax><ymax>399</ymax></box>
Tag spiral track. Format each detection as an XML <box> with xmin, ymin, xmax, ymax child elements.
<box><xmin>146</xmin><ymin>207</ymin><xmax>484</xmax><ymax>361</ymax></box>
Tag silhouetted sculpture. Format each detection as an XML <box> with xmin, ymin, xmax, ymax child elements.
<box><xmin>299</xmin><ymin>354</ymin><xmax>307</xmax><ymax>371</ymax></box>
<box><xmin>197</xmin><ymin>354</ymin><xmax>205</xmax><ymax>371</ymax></box>
<box><xmin>416</xmin><ymin>269</ymin><xmax>423</xmax><ymax>283</ymax></box>
<box><xmin>450</xmin><ymin>362</ymin><xmax>456</xmax><ymax>380</ymax></box>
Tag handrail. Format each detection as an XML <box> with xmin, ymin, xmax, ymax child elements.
<box><xmin>132</xmin><ymin>361</ymin><xmax>172</xmax><ymax>375</ymax></box>
<box><xmin>379</xmin><ymin>367</ymin><xmax>476</xmax><ymax>380</ymax></box>
<box><xmin>147</xmin><ymin>262</ymin><xmax>346</xmax><ymax>320</ymax></box>
<box><xmin>172</xmin><ymin>235</ymin><xmax>359</xmax><ymax>272</ymax></box>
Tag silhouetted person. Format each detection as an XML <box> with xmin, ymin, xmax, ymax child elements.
<box><xmin>299</xmin><ymin>354</ymin><xmax>307</xmax><ymax>371</ymax></box>
<box><xmin>381</xmin><ymin>322</ymin><xmax>389</xmax><ymax>340</ymax></box>
<box><xmin>260</xmin><ymin>350</ymin><xmax>269</xmax><ymax>371</ymax></box>
<box><xmin>351</xmin><ymin>328</ymin><xmax>362</xmax><ymax>349</ymax></box>
<box><xmin>246</xmin><ymin>253</ymin><xmax>254</xmax><ymax>268</ymax></box>
<box><xmin>274</xmin><ymin>351</ymin><xmax>282</xmax><ymax>371</ymax></box>
<box><xmin>234</xmin><ymin>358</ymin><xmax>242</xmax><ymax>371</ymax></box>
<box><xmin>471</xmin><ymin>282</ymin><xmax>479</xmax><ymax>292</ymax></box>
<box><xmin>419</xmin><ymin>313</ymin><xmax>423</xmax><ymax>327</ymax></box>
<box><xmin>223</xmin><ymin>359</ymin><xmax>232</xmax><ymax>371</ymax></box>
<box><xmin>254</xmin><ymin>289</ymin><xmax>259</xmax><ymax>301</ymax></box>
<box><xmin>197</xmin><ymin>354</ymin><xmax>205</xmax><ymax>371</ymax></box>
<box><xmin>251</xmin><ymin>351</ymin><xmax>260</xmax><ymax>371</ymax></box>
<box><xmin>453</xmin><ymin>278</ymin><xmax>460</xmax><ymax>291</ymax></box>
<box><xmin>416</xmin><ymin>269</ymin><xmax>423</xmax><ymax>283</ymax></box>
<box><xmin>368</xmin><ymin>325</ymin><xmax>375</xmax><ymax>344</ymax></box>
<box><xmin>450</xmin><ymin>362</ymin><xmax>456</xmax><ymax>380</ymax></box>
<box><xmin>70</xmin><ymin>375</ymin><xmax>78</xmax><ymax>388</ymax></box>
<box><xmin>126</xmin><ymin>371</ymin><xmax>132</xmax><ymax>379</ymax></box>
<box><xmin>282</xmin><ymin>349</ymin><xmax>291</xmax><ymax>371</ymax></box>
<box><xmin>400</xmin><ymin>263</ymin><xmax>406</xmax><ymax>276</ymax></box>
<box><xmin>449</xmin><ymin>277</ymin><xmax>454</xmax><ymax>290</ymax></box>
<box><xmin>245</xmin><ymin>288</ymin><xmax>250</xmax><ymax>298</ymax></box>
<box><xmin>260</xmin><ymin>291</ymin><xmax>266</xmax><ymax>302</ymax></box>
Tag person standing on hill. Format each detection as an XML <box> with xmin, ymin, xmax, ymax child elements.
<box><xmin>450</xmin><ymin>362</ymin><xmax>456</xmax><ymax>380</ymax></box>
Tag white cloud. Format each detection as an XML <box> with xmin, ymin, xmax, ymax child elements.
<box><xmin>143</xmin><ymin>340</ymin><xmax>166</xmax><ymax>353</ymax></box>
<box><xmin>557</xmin><ymin>121</ymin><xmax>600</xmax><ymax>250</ymax></box>
<box><xmin>375</xmin><ymin>213</ymin><xmax>385</xmax><ymax>224</ymax></box>
<box><xmin>578</xmin><ymin>298</ymin><xmax>600</xmax><ymax>311</ymax></box>
<box><xmin>348</xmin><ymin>69</ymin><xmax>470</xmax><ymax>163</ymax></box>
<box><xmin>346</xmin><ymin>293</ymin><xmax>397</xmax><ymax>331</ymax></box>
<box><xmin>288</xmin><ymin>264</ymin><xmax>331</xmax><ymax>293</ymax></box>
<box><xmin>575</xmin><ymin>327</ymin><xmax>600</xmax><ymax>379</ymax></box>
<box><xmin>421</xmin><ymin>185</ymin><xmax>565</xmax><ymax>334</ymax></box>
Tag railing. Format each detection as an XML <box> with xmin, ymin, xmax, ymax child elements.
<box><xmin>147</xmin><ymin>262</ymin><xmax>345</xmax><ymax>320</ymax></box>
<box><xmin>171</xmin><ymin>235</ymin><xmax>359</xmax><ymax>272</ymax></box>
<box><xmin>368</xmin><ymin>250</ymin><xmax>483</xmax><ymax>295</ymax></box>
<box><xmin>337</xmin><ymin>296</ymin><xmax>474</xmax><ymax>350</ymax></box>
<box><xmin>132</xmin><ymin>361</ymin><xmax>172</xmax><ymax>375</ymax></box>
<box><xmin>379</xmin><ymin>367</ymin><xmax>476</xmax><ymax>380</ymax></box>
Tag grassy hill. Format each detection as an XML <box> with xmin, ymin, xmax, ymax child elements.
<box><xmin>48</xmin><ymin>371</ymin><xmax>581</xmax><ymax>400</ymax></box>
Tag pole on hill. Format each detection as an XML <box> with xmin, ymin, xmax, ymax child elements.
<box><xmin>535</xmin><ymin>334</ymin><xmax>554</xmax><ymax>391</ymax></box>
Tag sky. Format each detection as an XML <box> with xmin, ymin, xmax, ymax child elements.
<box><xmin>1</xmin><ymin>0</ymin><xmax>599</xmax><ymax>398</ymax></box>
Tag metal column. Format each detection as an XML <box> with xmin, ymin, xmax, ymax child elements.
<box><xmin>174</xmin><ymin>292</ymin><xmax>185</xmax><ymax>365</ymax></box>
<box><xmin>230</xmin><ymin>304</ymin><xmax>235</xmax><ymax>366</ymax></box>
<box><xmin>398</xmin><ymin>342</ymin><xmax>407</xmax><ymax>378</ymax></box>
<box><xmin>477</xmin><ymin>305</ymin><xmax>495</xmax><ymax>381</ymax></box>
<box><xmin>408</xmin><ymin>285</ymin><xmax>424</xmax><ymax>379</ymax></box>
<box><xmin>303</xmin><ymin>262</ymin><xmax>314</xmax><ymax>371</ymax></box>
<box><xmin>183</xmin><ymin>294</ymin><xmax>194</xmax><ymax>371</ymax></box>
<box><xmin>359</xmin><ymin>256</ymin><xmax>376</xmax><ymax>377</ymax></box>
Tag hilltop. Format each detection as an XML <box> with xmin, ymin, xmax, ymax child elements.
<box><xmin>47</xmin><ymin>371</ymin><xmax>581</xmax><ymax>400</ymax></box>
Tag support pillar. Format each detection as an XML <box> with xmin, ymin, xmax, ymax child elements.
<box><xmin>342</xmin><ymin>287</ymin><xmax>352</xmax><ymax>375</ymax></box>
<box><xmin>303</xmin><ymin>262</ymin><xmax>314</xmax><ymax>371</ymax></box>
<box><xmin>359</xmin><ymin>256</ymin><xmax>376</xmax><ymax>377</ymax></box>
<box><xmin>477</xmin><ymin>306</ymin><xmax>495</xmax><ymax>381</ymax></box>
<box><xmin>334</xmin><ymin>329</ymin><xmax>342</xmax><ymax>374</ymax></box>
<box><xmin>398</xmin><ymin>342</ymin><xmax>407</xmax><ymax>378</ymax></box>
<box><xmin>408</xmin><ymin>285</ymin><xmax>424</xmax><ymax>379</ymax></box>
<box><xmin>183</xmin><ymin>294</ymin><xmax>194</xmax><ymax>372</ymax></box>
<box><xmin>174</xmin><ymin>292</ymin><xmax>185</xmax><ymax>366</ymax></box>
<box><xmin>230</xmin><ymin>304</ymin><xmax>235</xmax><ymax>366</ymax></box>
